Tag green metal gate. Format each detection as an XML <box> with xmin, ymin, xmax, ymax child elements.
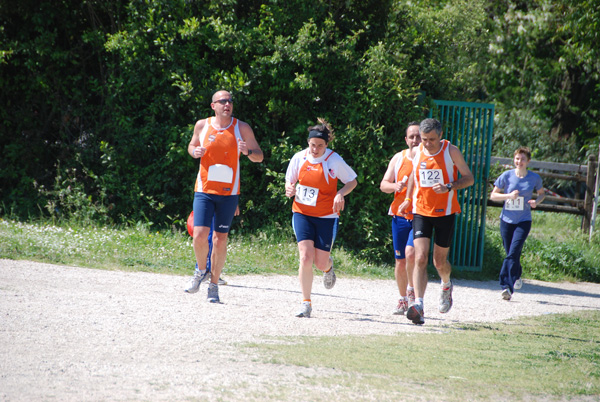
<box><xmin>429</xmin><ymin>100</ymin><xmax>494</xmax><ymax>271</ymax></box>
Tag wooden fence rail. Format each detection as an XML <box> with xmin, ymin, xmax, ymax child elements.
<box><xmin>488</xmin><ymin>155</ymin><xmax>598</xmax><ymax>232</ymax></box>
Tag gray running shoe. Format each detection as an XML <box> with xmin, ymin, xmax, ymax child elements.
<box><xmin>514</xmin><ymin>278</ymin><xmax>522</xmax><ymax>290</ymax></box>
<box><xmin>393</xmin><ymin>299</ymin><xmax>409</xmax><ymax>315</ymax></box>
<box><xmin>207</xmin><ymin>283</ymin><xmax>220</xmax><ymax>303</ymax></box>
<box><xmin>184</xmin><ymin>269</ymin><xmax>210</xmax><ymax>293</ymax></box>
<box><xmin>295</xmin><ymin>301</ymin><xmax>312</xmax><ymax>318</ymax></box>
<box><xmin>323</xmin><ymin>265</ymin><xmax>336</xmax><ymax>290</ymax></box>
<box><xmin>218</xmin><ymin>277</ymin><xmax>228</xmax><ymax>286</ymax></box>
<box><xmin>406</xmin><ymin>303</ymin><xmax>425</xmax><ymax>325</ymax></box>
<box><xmin>407</xmin><ymin>287</ymin><xmax>416</xmax><ymax>305</ymax></box>
<box><xmin>501</xmin><ymin>288</ymin><xmax>512</xmax><ymax>301</ymax></box>
<box><xmin>439</xmin><ymin>281</ymin><xmax>453</xmax><ymax>313</ymax></box>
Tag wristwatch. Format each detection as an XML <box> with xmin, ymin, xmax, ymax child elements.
<box><xmin>445</xmin><ymin>182</ymin><xmax>453</xmax><ymax>192</ymax></box>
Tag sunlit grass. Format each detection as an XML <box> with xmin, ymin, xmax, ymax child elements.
<box><xmin>2</xmin><ymin>209</ymin><xmax>600</xmax><ymax>283</ymax></box>
<box><xmin>245</xmin><ymin>310</ymin><xmax>600</xmax><ymax>401</ymax></box>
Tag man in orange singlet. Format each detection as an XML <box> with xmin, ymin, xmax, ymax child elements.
<box><xmin>380</xmin><ymin>121</ymin><xmax>421</xmax><ymax>315</ymax></box>
<box><xmin>184</xmin><ymin>90</ymin><xmax>263</xmax><ymax>303</ymax></box>
<box><xmin>399</xmin><ymin>118</ymin><xmax>473</xmax><ymax>325</ymax></box>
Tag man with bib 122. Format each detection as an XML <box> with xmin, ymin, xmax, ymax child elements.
<box><xmin>184</xmin><ymin>90</ymin><xmax>263</xmax><ymax>303</ymax></box>
<box><xmin>399</xmin><ymin>118</ymin><xmax>474</xmax><ymax>325</ymax></box>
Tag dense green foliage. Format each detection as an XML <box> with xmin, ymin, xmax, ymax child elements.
<box><xmin>1</xmin><ymin>1</ymin><xmax>599</xmax><ymax>263</ymax></box>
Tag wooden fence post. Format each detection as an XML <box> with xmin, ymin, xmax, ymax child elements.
<box><xmin>583</xmin><ymin>155</ymin><xmax>598</xmax><ymax>232</ymax></box>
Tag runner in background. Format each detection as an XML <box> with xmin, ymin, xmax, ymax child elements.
<box><xmin>490</xmin><ymin>146</ymin><xmax>545</xmax><ymax>300</ymax></box>
<box><xmin>380</xmin><ymin>121</ymin><xmax>421</xmax><ymax>315</ymax></box>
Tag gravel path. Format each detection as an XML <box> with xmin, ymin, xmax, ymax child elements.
<box><xmin>2</xmin><ymin>259</ymin><xmax>600</xmax><ymax>401</ymax></box>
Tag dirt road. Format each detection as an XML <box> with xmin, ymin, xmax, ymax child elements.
<box><xmin>2</xmin><ymin>259</ymin><xmax>600</xmax><ymax>401</ymax></box>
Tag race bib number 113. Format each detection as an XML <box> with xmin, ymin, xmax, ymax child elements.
<box><xmin>295</xmin><ymin>184</ymin><xmax>319</xmax><ymax>207</ymax></box>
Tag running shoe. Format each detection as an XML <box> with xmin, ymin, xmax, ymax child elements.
<box><xmin>438</xmin><ymin>280</ymin><xmax>453</xmax><ymax>313</ymax></box>
<box><xmin>514</xmin><ymin>278</ymin><xmax>522</xmax><ymax>290</ymax></box>
<box><xmin>218</xmin><ymin>277</ymin><xmax>228</xmax><ymax>286</ymax></box>
<box><xmin>501</xmin><ymin>288</ymin><xmax>512</xmax><ymax>301</ymax></box>
<box><xmin>407</xmin><ymin>287</ymin><xmax>416</xmax><ymax>306</ymax></box>
<box><xmin>393</xmin><ymin>299</ymin><xmax>409</xmax><ymax>315</ymax></box>
<box><xmin>295</xmin><ymin>301</ymin><xmax>312</xmax><ymax>318</ymax></box>
<box><xmin>184</xmin><ymin>269</ymin><xmax>210</xmax><ymax>293</ymax></box>
<box><xmin>207</xmin><ymin>283</ymin><xmax>220</xmax><ymax>303</ymax></box>
<box><xmin>323</xmin><ymin>264</ymin><xmax>336</xmax><ymax>290</ymax></box>
<box><xmin>406</xmin><ymin>303</ymin><xmax>425</xmax><ymax>325</ymax></box>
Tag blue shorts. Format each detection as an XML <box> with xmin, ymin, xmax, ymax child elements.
<box><xmin>292</xmin><ymin>213</ymin><xmax>338</xmax><ymax>252</ymax></box>
<box><xmin>193</xmin><ymin>192</ymin><xmax>238</xmax><ymax>233</ymax></box>
<box><xmin>392</xmin><ymin>216</ymin><xmax>414</xmax><ymax>260</ymax></box>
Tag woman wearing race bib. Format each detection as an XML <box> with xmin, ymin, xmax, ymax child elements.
<box><xmin>284</xmin><ymin>118</ymin><xmax>358</xmax><ymax>318</ymax></box>
<box><xmin>490</xmin><ymin>146</ymin><xmax>545</xmax><ymax>301</ymax></box>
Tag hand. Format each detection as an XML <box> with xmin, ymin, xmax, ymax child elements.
<box><xmin>528</xmin><ymin>199</ymin><xmax>537</xmax><ymax>208</ymax></box>
<box><xmin>509</xmin><ymin>190</ymin><xmax>520</xmax><ymax>200</ymax></box>
<box><xmin>395</xmin><ymin>181</ymin><xmax>407</xmax><ymax>193</ymax></box>
<box><xmin>432</xmin><ymin>183</ymin><xmax>446</xmax><ymax>194</ymax></box>
<box><xmin>333</xmin><ymin>193</ymin><xmax>345</xmax><ymax>213</ymax></box>
<box><xmin>285</xmin><ymin>183</ymin><xmax>296</xmax><ymax>198</ymax></box>
<box><xmin>192</xmin><ymin>146</ymin><xmax>206</xmax><ymax>158</ymax></box>
<box><xmin>398</xmin><ymin>199</ymin><xmax>411</xmax><ymax>214</ymax></box>
<box><xmin>238</xmin><ymin>139</ymin><xmax>249</xmax><ymax>155</ymax></box>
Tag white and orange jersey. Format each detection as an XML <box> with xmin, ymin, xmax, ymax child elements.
<box><xmin>194</xmin><ymin>117</ymin><xmax>243</xmax><ymax>195</ymax></box>
<box><xmin>389</xmin><ymin>149</ymin><xmax>414</xmax><ymax>220</ymax></box>
<box><xmin>286</xmin><ymin>148</ymin><xmax>357</xmax><ymax>218</ymax></box>
<box><xmin>412</xmin><ymin>140</ymin><xmax>461</xmax><ymax>217</ymax></box>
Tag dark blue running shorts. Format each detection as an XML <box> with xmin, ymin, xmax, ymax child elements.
<box><xmin>392</xmin><ymin>215</ymin><xmax>414</xmax><ymax>259</ymax></box>
<box><xmin>292</xmin><ymin>212</ymin><xmax>338</xmax><ymax>252</ymax></box>
<box><xmin>193</xmin><ymin>192</ymin><xmax>238</xmax><ymax>233</ymax></box>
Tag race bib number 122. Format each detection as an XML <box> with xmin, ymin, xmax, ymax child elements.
<box><xmin>419</xmin><ymin>169</ymin><xmax>443</xmax><ymax>187</ymax></box>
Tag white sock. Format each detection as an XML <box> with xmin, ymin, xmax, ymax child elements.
<box><xmin>416</xmin><ymin>298</ymin><xmax>424</xmax><ymax>306</ymax></box>
<box><xmin>442</xmin><ymin>281</ymin><xmax>451</xmax><ymax>288</ymax></box>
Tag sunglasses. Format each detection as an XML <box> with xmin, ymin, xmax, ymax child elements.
<box><xmin>214</xmin><ymin>98</ymin><xmax>234</xmax><ymax>105</ymax></box>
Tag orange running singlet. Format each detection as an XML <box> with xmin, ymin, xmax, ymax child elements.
<box><xmin>412</xmin><ymin>140</ymin><xmax>461</xmax><ymax>217</ymax></box>
<box><xmin>389</xmin><ymin>149</ymin><xmax>414</xmax><ymax>220</ymax></box>
<box><xmin>194</xmin><ymin>117</ymin><xmax>242</xmax><ymax>195</ymax></box>
<box><xmin>292</xmin><ymin>150</ymin><xmax>339</xmax><ymax>217</ymax></box>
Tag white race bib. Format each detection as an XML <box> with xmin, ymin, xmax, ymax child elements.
<box><xmin>505</xmin><ymin>196</ymin><xmax>524</xmax><ymax>211</ymax></box>
<box><xmin>419</xmin><ymin>169</ymin><xmax>443</xmax><ymax>187</ymax></box>
<box><xmin>207</xmin><ymin>164</ymin><xmax>233</xmax><ymax>183</ymax></box>
<box><xmin>295</xmin><ymin>184</ymin><xmax>319</xmax><ymax>207</ymax></box>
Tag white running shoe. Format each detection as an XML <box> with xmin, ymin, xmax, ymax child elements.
<box><xmin>501</xmin><ymin>288</ymin><xmax>512</xmax><ymax>301</ymax></box>
<box><xmin>393</xmin><ymin>299</ymin><xmax>409</xmax><ymax>315</ymax></box>
<box><xmin>184</xmin><ymin>269</ymin><xmax>210</xmax><ymax>293</ymax></box>
<box><xmin>438</xmin><ymin>281</ymin><xmax>453</xmax><ymax>313</ymax></box>
<box><xmin>407</xmin><ymin>287</ymin><xmax>416</xmax><ymax>306</ymax></box>
<box><xmin>406</xmin><ymin>303</ymin><xmax>425</xmax><ymax>325</ymax></box>
<box><xmin>207</xmin><ymin>283</ymin><xmax>220</xmax><ymax>303</ymax></box>
<box><xmin>514</xmin><ymin>278</ymin><xmax>522</xmax><ymax>290</ymax></box>
<box><xmin>323</xmin><ymin>265</ymin><xmax>336</xmax><ymax>290</ymax></box>
<box><xmin>295</xmin><ymin>301</ymin><xmax>312</xmax><ymax>318</ymax></box>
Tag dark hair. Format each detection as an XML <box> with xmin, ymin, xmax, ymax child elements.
<box><xmin>514</xmin><ymin>146</ymin><xmax>532</xmax><ymax>160</ymax></box>
<box><xmin>406</xmin><ymin>121</ymin><xmax>420</xmax><ymax>131</ymax></box>
<box><xmin>307</xmin><ymin>117</ymin><xmax>335</xmax><ymax>143</ymax></box>
<box><xmin>419</xmin><ymin>118</ymin><xmax>442</xmax><ymax>135</ymax></box>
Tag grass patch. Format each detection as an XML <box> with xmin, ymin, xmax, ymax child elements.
<box><xmin>1</xmin><ymin>209</ymin><xmax>600</xmax><ymax>283</ymax></box>
<box><xmin>245</xmin><ymin>310</ymin><xmax>600</xmax><ymax>401</ymax></box>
